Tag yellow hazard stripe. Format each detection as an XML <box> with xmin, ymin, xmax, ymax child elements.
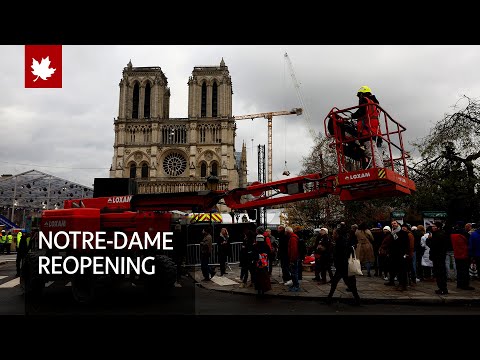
<box><xmin>189</xmin><ymin>213</ymin><xmax>223</xmax><ymax>223</ymax></box>
<box><xmin>378</xmin><ymin>168</ymin><xmax>386</xmax><ymax>178</ymax></box>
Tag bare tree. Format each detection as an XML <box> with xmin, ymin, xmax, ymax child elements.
<box><xmin>286</xmin><ymin>134</ymin><xmax>392</xmax><ymax>227</ymax></box>
<box><xmin>411</xmin><ymin>95</ymin><xmax>480</xmax><ymax>222</ymax></box>
<box><xmin>284</xmin><ymin>136</ymin><xmax>342</xmax><ymax>228</ymax></box>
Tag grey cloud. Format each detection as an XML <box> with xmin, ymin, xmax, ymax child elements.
<box><xmin>1</xmin><ymin>45</ymin><xmax>479</xmax><ymax>187</ymax></box>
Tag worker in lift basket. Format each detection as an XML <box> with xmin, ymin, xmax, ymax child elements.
<box><xmin>351</xmin><ymin>85</ymin><xmax>384</xmax><ymax>169</ymax></box>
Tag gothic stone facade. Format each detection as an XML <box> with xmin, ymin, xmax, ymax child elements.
<box><xmin>109</xmin><ymin>59</ymin><xmax>247</xmax><ymax>195</ymax></box>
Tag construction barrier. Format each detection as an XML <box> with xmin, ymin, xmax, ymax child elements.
<box><xmin>188</xmin><ymin>213</ymin><xmax>223</xmax><ymax>223</ymax></box>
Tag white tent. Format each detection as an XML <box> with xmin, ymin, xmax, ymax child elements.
<box><xmin>219</xmin><ymin>209</ymin><xmax>286</xmax><ymax>227</ymax></box>
<box><xmin>219</xmin><ymin>213</ymin><xmax>254</xmax><ymax>224</ymax></box>
<box><xmin>265</xmin><ymin>209</ymin><xmax>286</xmax><ymax>229</ymax></box>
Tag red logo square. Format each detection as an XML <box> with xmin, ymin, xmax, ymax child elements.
<box><xmin>25</xmin><ymin>45</ymin><xmax>62</xmax><ymax>88</ymax></box>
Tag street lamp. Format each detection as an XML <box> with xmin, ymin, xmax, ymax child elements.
<box><xmin>11</xmin><ymin>175</ymin><xmax>17</xmax><ymax>221</ymax></box>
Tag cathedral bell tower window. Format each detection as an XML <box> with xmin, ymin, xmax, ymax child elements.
<box><xmin>132</xmin><ymin>83</ymin><xmax>140</xmax><ymax>119</ymax></box>
<box><xmin>144</xmin><ymin>82</ymin><xmax>151</xmax><ymax>118</ymax></box>
<box><xmin>212</xmin><ymin>82</ymin><xmax>218</xmax><ymax>117</ymax></box>
<box><xmin>201</xmin><ymin>82</ymin><xmax>207</xmax><ymax>117</ymax></box>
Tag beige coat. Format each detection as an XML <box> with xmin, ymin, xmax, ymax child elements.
<box><xmin>355</xmin><ymin>229</ymin><xmax>375</xmax><ymax>263</ymax></box>
<box><xmin>200</xmin><ymin>233</ymin><xmax>213</xmax><ymax>256</ymax></box>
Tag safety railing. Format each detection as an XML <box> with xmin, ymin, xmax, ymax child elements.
<box><xmin>324</xmin><ymin>103</ymin><xmax>410</xmax><ymax>178</ymax></box>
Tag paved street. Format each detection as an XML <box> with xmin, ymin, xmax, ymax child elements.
<box><xmin>193</xmin><ymin>263</ymin><xmax>480</xmax><ymax>305</ymax></box>
<box><xmin>1</xmin><ymin>259</ymin><xmax>480</xmax><ymax>316</ymax></box>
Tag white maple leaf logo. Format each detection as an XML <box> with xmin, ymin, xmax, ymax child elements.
<box><xmin>31</xmin><ymin>56</ymin><xmax>56</xmax><ymax>82</ymax></box>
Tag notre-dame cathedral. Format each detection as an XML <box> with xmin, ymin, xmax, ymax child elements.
<box><xmin>109</xmin><ymin>59</ymin><xmax>248</xmax><ymax>196</ymax></box>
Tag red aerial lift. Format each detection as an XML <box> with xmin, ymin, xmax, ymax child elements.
<box><xmin>222</xmin><ymin>102</ymin><xmax>416</xmax><ymax>208</ymax></box>
<box><xmin>21</xmin><ymin>102</ymin><xmax>415</xmax><ymax>303</ymax></box>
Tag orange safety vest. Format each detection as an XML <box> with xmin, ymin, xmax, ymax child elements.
<box><xmin>357</xmin><ymin>97</ymin><xmax>381</xmax><ymax>138</ymax></box>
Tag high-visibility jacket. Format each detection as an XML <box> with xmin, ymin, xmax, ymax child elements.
<box><xmin>0</xmin><ymin>235</ymin><xmax>6</xmax><ymax>244</ymax></box>
<box><xmin>16</xmin><ymin>232</ymin><xmax>22</xmax><ymax>246</ymax></box>
<box><xmin>17</xmin><ymin>236</ymin><xmax>30</xmax><ymax>249</ymax></box>
<box><xmin>356</xmin><ymin>97</ymin><xmax>381</xmax><ymax>138</ymax></box>
<box><xmin>6</xmin><ymin>234</ymin><xmax>13</xmax><ymax>244</ymax></box>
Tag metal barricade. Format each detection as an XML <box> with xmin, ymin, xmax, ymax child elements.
<box><xmin>185</xmin><ymin>241</ymin><xmax>242</xmax><ymax>266</ymax></box>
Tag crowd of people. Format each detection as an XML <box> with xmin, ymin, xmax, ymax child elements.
<box><xmin>197</xmin><ymin>218</ymin><xmax>480</xmax><ymax>304</ymax></box>
<box><xmin>6</xmin><ymin>217</ymin><xmax>479</xmax><ymax>304</ymax></box>
<box><xmin>0</xmin><ymin>229</ymin><xmax>32</xmax><ymax>277</ymax></box>
<box><xmin>198</xmin><ymin>222</ymin><xmax>360</xmax><ymax>303</ymax></box>
<box><xmin>378</xmin><ymin>220</ymin><xmax>479</xmax><ymax>295</ymax></box>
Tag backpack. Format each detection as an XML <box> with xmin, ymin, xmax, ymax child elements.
<box><xmin>257</xmin><ymin>253</ymin><xmax>268</xmax><ymax>269</ymax></box>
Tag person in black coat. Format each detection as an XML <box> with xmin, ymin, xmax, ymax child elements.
<box><xmin>326</xmin><ymin>222</ymin><xmax>361</xmax><ymax>305</ymax></box>
<box><xmin>395</xmin><ymin>228</ymin><xmax>411</xmax><ymax>291</ymax></box>
<box><xmin>16</xmin><ymin>232</ymin><xmax>31</xmax><ymax>277</ymax></box>
<box><xmin>427</xmin><ymin>222</ymin><xmax>449</xmax><ymax>295</ymax></box>
<box><xmin>239</xmin><ymin>229</ymin><xmax>255</xmax><ymax>287</ymax></box>
<box><xmin>277</xmin><ymin>225</ymin><xmax>291</xmax><ymax>283</ymax></box>
<box><xmin>218</xmin><ymin>227</ymin><xmax>231</xmax><ymax>276</ymax></box>
<box><xmin>313</xmin><ymin>228</ymin><xmax>334</xmax><ymax>284</ymax></box>
<box><xmin>253</xmin><ymin>227</ymin><xmax>271</xmax><ymax>295</ymax></box>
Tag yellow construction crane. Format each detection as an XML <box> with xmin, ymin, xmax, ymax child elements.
<box><xmin>234</xmin><ymin>108</ymin><xmax>302</xmax><ymax>183</ymax></box>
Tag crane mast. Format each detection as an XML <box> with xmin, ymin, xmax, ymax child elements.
<box><xmin>284</xmin><ymin>52</ymin><xmax>329</xmax><ymax>217</ymax></box>
<box><xmin>234</xmin><ymin>108</ymin><xmax>302</xmax><ymax>183</ymax></box>
<box><xmin>284</xmin><ymin>52</ymin><xmax>325</xmax><ymax>175</ymax></box>
<box><xmin>284</xmin><ymin>52</ymin><xmax>318</xmax><ymax>140</ymax></box>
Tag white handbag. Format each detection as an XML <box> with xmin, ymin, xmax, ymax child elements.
<box><xmin>348</xmin><ymin>247</ymin><xmax>363</xmax><ymax>276</ymax></box>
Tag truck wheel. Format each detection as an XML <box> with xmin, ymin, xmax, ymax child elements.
<box><xmin>20</xmin><ymin>254</ymin><xmax>45</xmax><ymax>302</ymax></box>
<box><xmin>72</xmin><ymin>276</ymin><xmax>96</xmax><ymax>304</ymax></box>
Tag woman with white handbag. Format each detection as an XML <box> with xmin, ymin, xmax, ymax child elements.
<box><xmin>326</xmin><ymin>222</ymin><xmax>361</xmax><ymax>306</ymax></box>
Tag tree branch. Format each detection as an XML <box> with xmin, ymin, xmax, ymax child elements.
<box><xmin>410</xmin><ymin>155</ymin><xmax>442</xmax><ymax>169</ymax></box>
<box><xmin>407</xmin><ymin>165</ymin><xmax>443</xmax><ymax>186</ymax></box>
<box><xmin>466</xmin><ymin>149</ymin><xmax>480</xmax><ymax>162</ymax></box>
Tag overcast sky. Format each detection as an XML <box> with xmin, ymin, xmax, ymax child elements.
<box><xmin>1</xmin><ymin>45</ymin><xmax>479</xmax><ymax>187</ymax></box>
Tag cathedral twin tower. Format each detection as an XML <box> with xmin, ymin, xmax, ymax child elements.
<box><xmin>110</xmin><ymin>58</ymin><xmax>247</xmax><ymax>195</ymax></box>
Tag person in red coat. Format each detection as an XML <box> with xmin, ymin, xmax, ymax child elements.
<box><xmin>285</xmin><ymin>227</ymin><xmax>300</xmax><ymax>292</ymax></box>
<box><xmin>451</xmin><ymin>222</ymin><xmax>475</xmax><ymax>290</ymax></box>
<box><xmin>263</xmin><ymin>229</ymin><xmax>275</xmax><ymax>275</ymax></box>
<box><xmin>351</xmin><ymin>85</ymin><xmax>384</xmax><ymax>169</ymax></box>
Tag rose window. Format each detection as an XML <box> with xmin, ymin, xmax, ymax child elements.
<box><xmin>163</xmin><ymin>152</ymin><xmax>187</xmax><ymax>176</ymax></box>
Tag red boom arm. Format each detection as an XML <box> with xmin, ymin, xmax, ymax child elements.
<box><xmin>223</xmin><ymin>173</ymin><xmax>339</xmax><ymax>210</ymax></box>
